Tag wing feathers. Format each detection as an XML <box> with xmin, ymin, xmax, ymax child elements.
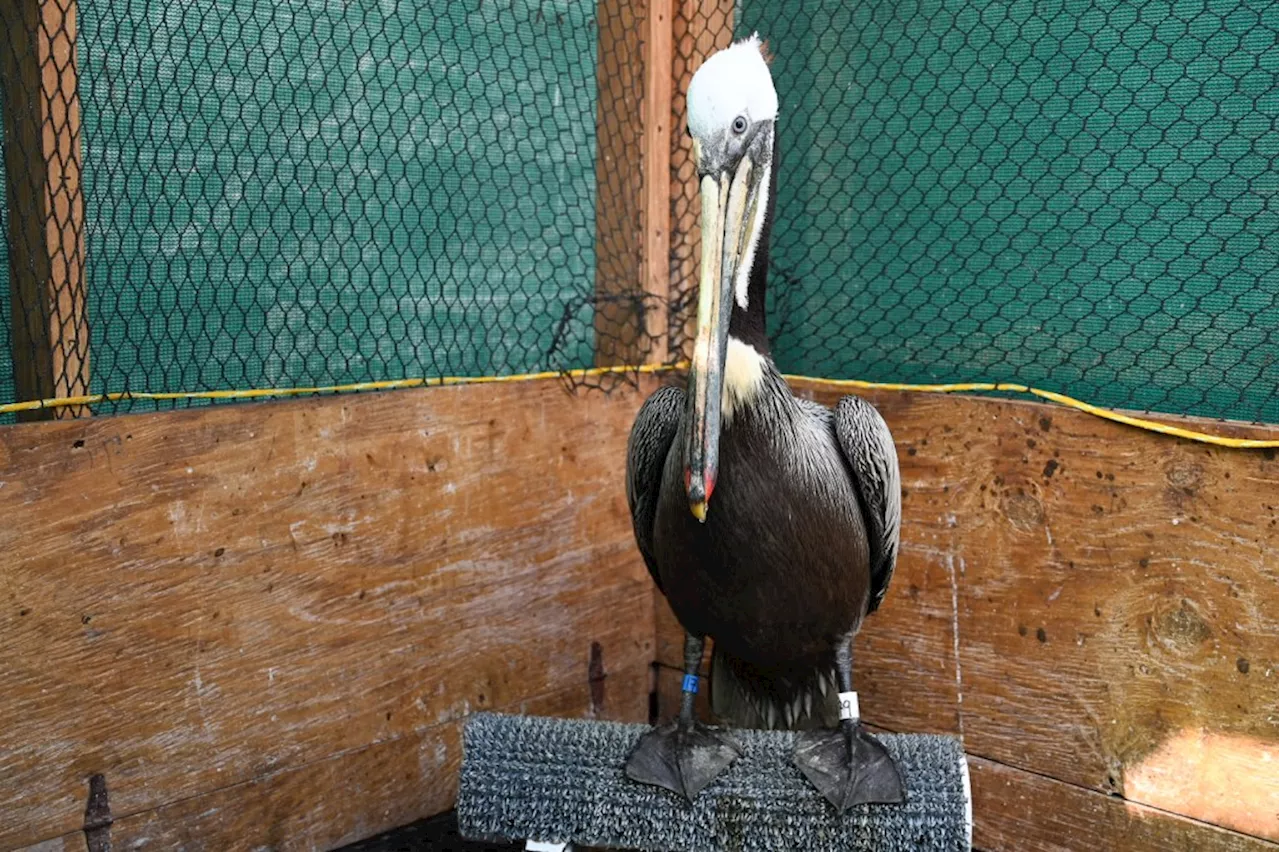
<box><xmin>833</xmin><ymin>395</ymin><xmax>901</xmax><ymax>614</ymax></box>
<box><xmin>625</xmin><ymin>385</ymin><xmax>685</xmax><ymax>592</ymax></box>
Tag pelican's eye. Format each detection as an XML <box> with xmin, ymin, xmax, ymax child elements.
<box><xmin>731</xmin><ymin>115</ymin><xmax>748</xmax><ymax>135</ymax></box>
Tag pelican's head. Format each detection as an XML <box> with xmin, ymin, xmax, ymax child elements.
<box><xmin>683</xmin><ymin>35</ymin><xmax>778</xmax><ymax>522</ymax></box>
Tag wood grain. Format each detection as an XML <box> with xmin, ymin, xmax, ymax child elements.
<box><xmin>4</xmin><ymin>373</ymin><xmax>1274</xmax><ymax>847</ymax></box>
<box><xmin>1</xmin><ymin>0</ymin><xmax>90</xmax><ymax>419</ymax></box>
<box><xmin>18</xmin><ymin>666</ymin><xmax>650</xmax><ymax>852</ymax></box>
<box><xmin>0</xmin><ymin>380</ymin><xmax>655</xmax><ymax>849</ymax></box>
<box><xmin>970</xmin><ymin>755</ymin><xmax>1277</xmax><ymax>852</ymax></box>
<box><xmin>590</xmin><ymin>0</ymin><xmax>674</xmax><ymax>367</ymax></box>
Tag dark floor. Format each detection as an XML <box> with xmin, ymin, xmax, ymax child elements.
<box><xmin>336</xmin><ymin>812</ymin><xmax>521</xmax><ymax>852</ymax></box>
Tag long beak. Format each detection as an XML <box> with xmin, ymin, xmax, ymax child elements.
<box><xmin>685</xmin><ymin>152</ymin><xmax>763</xmax><ymax>522</ymax></box>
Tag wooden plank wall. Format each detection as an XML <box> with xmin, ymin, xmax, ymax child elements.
<box><xmin>1</xmin><ymin>375</ymin><xmax>1277</xmax><ymax>850</ymax></box>
<box><xmin>0</xmin><ymin>381</ymin><xmax>654</xmax><ymax>851</ymax></box>
<box><xmin>655</xmin><ymin>383</ymin><xmax>1279</xmax><ymax>852</ymax></box>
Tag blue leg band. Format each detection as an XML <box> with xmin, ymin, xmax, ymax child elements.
<box><xmin>682</xmin><ymin>674</ymin><xmax>699</xmax><ymax>694</ymax></box>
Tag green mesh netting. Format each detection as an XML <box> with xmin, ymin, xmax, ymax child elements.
<box><xmin>736</xmin><ymin>0</ymin><xmax>1277</xmax><ymax>421</ymax></box>
<box><xmin>80</xmin><ymin>0</ymin><xmax>603</xmax><ymax>407</ymax></box>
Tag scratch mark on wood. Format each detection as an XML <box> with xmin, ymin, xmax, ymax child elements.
<box><xmin>946</xmin><ymin>553</ymin><xmax>965</xmax><ymax>739</ymax></box>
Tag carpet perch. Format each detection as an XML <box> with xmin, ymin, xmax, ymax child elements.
<box><xmin>457</xmin><ymin>713</ymin><xmax>972</xmax><ymax>851</ymax></box>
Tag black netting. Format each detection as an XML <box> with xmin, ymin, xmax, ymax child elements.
<box><xmin>1</xmin><ymin>0</ymin><xmax>1277</xmax><ymax>425</ymax></box>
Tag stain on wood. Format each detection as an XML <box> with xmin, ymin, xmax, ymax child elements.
<box><xmin>20</xmin><ymin>666</ymin><xmax>649</xmax><ymax>852</ymax></box>
<box><xmin>588</xmin><ymin>640</ymin><xmax>607</xmax><ymax>716</ymax></box>
<box><xmin>0</xmin><ymin>380</ymin><xmax>656</xmax><ymax>849</ymax></box>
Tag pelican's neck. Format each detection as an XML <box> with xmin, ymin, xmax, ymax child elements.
<box><xmin>726</xmin><ymin>130</ymin><xmax>777</xmax><ymax>357</ymax></box>
<box><xmin>722</xmin><ymin>130</ymin><xmax>778</xmax><ymax>422</ymax></box>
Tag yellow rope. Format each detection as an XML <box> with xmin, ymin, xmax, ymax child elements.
<box><xmin>0</xmin><ymin>363</ymin><xmax>670</xmax><ymax>412</ymax></box>
<box><xmin>1</xmin><ymin>361</ymin><xmax>1275</xmax><ymax>450</ymax></box>
<box><xmin>782</xmin><ymin>375</ymin><xmax>1279</xmax><ymax>450</ymax></box>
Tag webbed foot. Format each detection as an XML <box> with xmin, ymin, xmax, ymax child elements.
<box><xmin>625</xmin><ymin>719</ymin><xmax>743</xmax><ymax>801</ymax></box>
<box><xmin>794</xmin><ymin>720</ymin><xmax>905</xmax><ymax>811</ymax></box>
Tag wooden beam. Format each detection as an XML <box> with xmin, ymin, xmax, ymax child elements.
<box><xmin>652</xmin><ymin>388</ymin><xmax>1278</xmax><ymax>846</ymax></box>
<box><xmin>0</xmin><ymin>379</ymin><xmax>657</xmax><ymax>849</ymax></box>
<box><xmin>1</xmin><ymin>0</ymin><xmax>90</xmax><ymax>420</ymax></box>
<box><xmin>641</xmin><ymin>0</ymin><xmax>672</xmax><ymax>366</ymax></box>
<box><xmin>593</xmin><ymin>0</ymin><xmax>673</xmax><ymax>367</ymax></box>
<box><xmin>591</xmin><ymin>0</ymin><xmax>648</xmax><ymax>366</ymax></box>
<box><xmin>668</xmin><ymin>0</ymin><xmax>736</xmax><ymax>362</ymax></box>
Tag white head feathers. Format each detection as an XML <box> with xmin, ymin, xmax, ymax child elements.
<box><xmin>686</xmin><ymin>34</ymin><xmax>779</xmax><ymax>140</ymax></box>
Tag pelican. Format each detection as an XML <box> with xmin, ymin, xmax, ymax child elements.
<box><xmin>623</xmin><ymin>35</ymin><xmax>905</xmax><ymax>811</ymax></box>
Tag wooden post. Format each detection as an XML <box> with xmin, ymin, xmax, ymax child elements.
<box><xmin>1</xmin><ymin>0</ymin><xmax>90</xmax><ymax>420</ymax></box>
<box><xmin>593</xmin><ymin>0</ymin><xmax>672</xmax><ymax>368</ymax></box>
<box><xmin>668</xmin><ymin>0</ymin><xmax>735</xmax><ymax>363</ymax></box>
<box><xmin>641</xmin><ymin>0</ymin><xmax>672</xmax><ymax>366</ymax></box>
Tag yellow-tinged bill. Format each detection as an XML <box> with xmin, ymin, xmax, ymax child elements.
<box><xmin>684</xmin><ymin>153</ymin><xmax>762</xmax><ymax>522</ymax></box>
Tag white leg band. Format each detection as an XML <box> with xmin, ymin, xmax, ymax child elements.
<box><xmin>838</xmin><ymin>691</ymin><xmax>859</xmax><ymax>721</ymax></box>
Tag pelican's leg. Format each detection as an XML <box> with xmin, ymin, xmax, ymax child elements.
<box><xmin>793</xmin><ymin>634</ymin><xmax>905</xmax><ymax>811</ymax></box>
<box><xmin>624</xmin><ymin>633</ymin><xmax>742</xmax><ymax>801</ymax></box>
